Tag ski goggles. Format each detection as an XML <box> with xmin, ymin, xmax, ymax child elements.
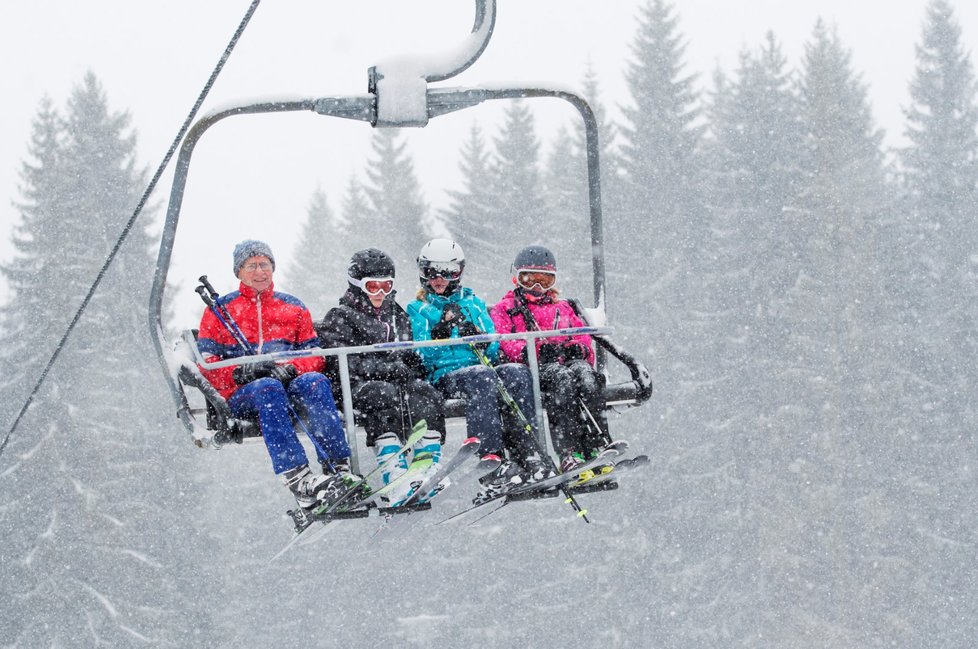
<box><xmin>420</xmin><ymin>262</ymin><xmax>462</xmax><ymax>281</ymax></box>
<box><xmin>516</xmin><ymin>270</ymin><xmax>557</xmax><ymax>291</ymax></box>
<box><xmin>348</xmin><ymin>275</ymin><xmax>394</xmax><ymax>295</ymax></box>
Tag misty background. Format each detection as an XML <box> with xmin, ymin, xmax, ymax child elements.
<box><xmin>2</xmin><ymin>0</ymin><xmax>977</xmax><ymax>647</ymax></box>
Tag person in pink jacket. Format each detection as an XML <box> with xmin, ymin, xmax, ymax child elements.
<box><xmin>490</xmin><ymin>245</ymin><xmax>609</xmax><ymax>473</ymax></box>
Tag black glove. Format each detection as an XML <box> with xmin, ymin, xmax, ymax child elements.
<box><xmin>431</xmin><ymin>320</ymin><xmax>452</xmax><ymax>340</ymax></box>
<box><xmin>538</xmin><ymin>343</ymin><xmax>564</xmax><ymax>365</ymax></box>
<box><xmin>561</xmin><ymin>342</ymin><xmax>588</xmax><ymax>361</ymax></box>
<box><xmin>431</xmin><ymin>303</ymin><xmax>463</xmax><ymax>340</ymax></box>
<box><xmin>232</xmin><ymin>360</ymin><xmax>276</xmax><ymax>386</ymax></box>
<box><xmin>269</xmin><ymin>363</ymin><xmax>299</xmax><ymax>386</ymax></box>
<box><xmin>457</xmin><ymin>320</ymin><xmax>481</xmax><ymax>337</ymax></box>
<box><xmin>441</xmin><ymin>303</ymin><xmax>463</xmax><ymax>323</ymax></box>
<box><xmin>402</xmin><ymin>352</ymin><xmax>428</xmax><ymax>379</ymax></box>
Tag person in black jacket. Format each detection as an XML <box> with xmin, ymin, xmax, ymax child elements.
<box><xmin>316</xmin><ymin>249</ymin><xmax>446</xmax><ymax>505</ymax></box>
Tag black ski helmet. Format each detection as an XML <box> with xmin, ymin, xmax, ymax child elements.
<box><xmin>348</xmin><ymin>248</ymin><xmax>395</xmax><ymax>281</ymax></box>
<box><xmin>512</xmin><ymin>245</ymin><xmax>557</xmax><ymax>273</ymax></box>
<box><xmin>417</xmin><ymin>238</ymin><xmax>465</xmax><ymax>295</ymax></box>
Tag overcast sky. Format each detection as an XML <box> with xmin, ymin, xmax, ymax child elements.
<box><xmin>1</xmin><ymin>0</ymin><xmax>976</xmax><ymax>322</ymax></box>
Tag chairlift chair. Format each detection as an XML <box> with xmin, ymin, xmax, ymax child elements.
<box><xmin>148</xmin><ymin>0</ymin><xmax>652</xmax><ymax>471</ymax></box>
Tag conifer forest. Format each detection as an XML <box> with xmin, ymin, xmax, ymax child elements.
<box><xmin>1</xmin><ymin>1</ymin><xmax>976</xmax><ymax>647</ymax></box>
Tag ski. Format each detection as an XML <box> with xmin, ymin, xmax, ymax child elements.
<box><xmin>436</xmin><ymin>440</ymin><xmax>628</xmax><ymax>525</ymax></box>
<box><xmin>297</xmin><ymin>446</ymin><xmax>435</xmax><ymax>544</ymax></box>
<box><xmin>569</xmin><ymin>453</ymin><xmax>650</xmax><ymax>493</ymax></box>
<box><xmin>308</xmin><ymin>418</ymin><xmax>430</xmax><ymax>519</ymax></box>
<box><xmin>504</xmin><ymin>440</ymin><xmax>628</xmax><ymax>500</ymax></box>
<box><xmin>269</xmin><ymin>420</ymin><xmax>430</xmax><ymax>561</ymax></box>
<box><xmin>351</xmin><ymin>451</ymin><xmax>435</xmax><ymax>509</ymax></box>
<box><xmin>400</xmin><ymin>436</ymin><xmax>482</xmax><ymax>507</ymax></box>
<box><xmin>368</xmin><ymin>437</ymin><xmax>493</xmax><ymax>539</ymax></box>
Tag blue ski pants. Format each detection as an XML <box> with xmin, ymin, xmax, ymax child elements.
<box><xmin>228</xmin><ymin>372</ymin><xmax>351</xmax><ymax>474</ymax></box>
<box><xmin>435</xmin><ymin>362</ymin><xmax>538</xmax><ymax>459</ymax></box>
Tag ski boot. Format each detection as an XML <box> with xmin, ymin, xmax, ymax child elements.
<box><xmin>325</xmin><ymin>458</ymin><xmax>369</xmax><ymax>497</ymax></box>
<box><xmin>520</xmin><ymin>452</ymin><xmax>557</xmax><ymax>483</ymax></box>
<box><xmin>375</xmin><ymin>433</ymin><xmax>415</xmax><ymax>507</ymax></box>
<box><xmin>412</xmin><ymin>431</ymin><xmax>447</xmax><ymax>501</ymax></box>
<box><xmin>559</xmin><ymin>449</ymin><xmax>586</xmax><ymax>474</ymax></box>
<box><xmin>473</xmin><ymin>458</ymin><xmax>524</xmax><ymax>504</ymax></box>
<box><xmin>282</xmin><ymin>465</ymin><xmax>346</xmax><ymax>511</ymax></box>
<box><xmin>577</xmin><ymin>446</ymin><xmax>615</xmax><ymax>483</ymax></box>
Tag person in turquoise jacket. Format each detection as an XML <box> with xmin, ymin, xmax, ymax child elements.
<box><xmin>406</xmin><ymin>238</ymin><xmax>554</xmax><ymax>502</ymax></box>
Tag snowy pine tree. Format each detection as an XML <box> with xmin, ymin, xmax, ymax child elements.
<box><xmin>0</xmin><ymin>99</ymin><xmax>68</xmax><ymax>427</ymax></box>
<box><xmin>899</xmin><ymin>0</ymin><xmax>978</xmax><ymax>384</ymax></box>
<box><xmin>701</xmin><ymin>33</ymin><xmax>826</xmax><ymax>642</ymax></box>
<box><xmin>704</xmin><ymin>32</ymin><xmax>807</xmax><ymax>406</ymax></box>
<box><xmin>757</xmin><ymin>22</ymin><xmax>897</xmax><ymax>644</ymax></box>
<box><xmin>0</xmin><ymin>73</ymin><xmax>214</xmax><ymax>647</ymax></box>
<box><xmin>284</xmin><ymin>187</ymin><xmax>347</xmax><ymax>316</ymax></box>
<box><xmin>543</xmin><ymin>65</ymin><xmax>620</xmax><ymax>302</ymax></box>
<box><xmin>888</xmin><ymin>1</ymin><xmax>978</xmax><ymax>641</ymax></box>
<box><xmin>484</xmin><ymin>99</ymin><xmax>548</xmax><ymax>292</ymax></box>
<box><xmin>360</xmin><ymin>128</ymin><xmax>429</xmax><ymax>276</ymax></box>
<box><xmin>615</xmin><ymin>0</ymin><xmax>706</xmax><ymax>332</ymax></box>
<box><xmin>441</xmin><ymin>123</ymin><xmax>501</xmax><ymax>297</ymax></box>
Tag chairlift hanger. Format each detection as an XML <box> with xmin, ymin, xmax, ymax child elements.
<box><xmin>148</xmin><ymin>0</ymin><xmax>649</xmax><ymax>451</ymax></box>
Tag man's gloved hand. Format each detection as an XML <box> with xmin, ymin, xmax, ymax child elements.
<box><xmin>269</xmin><ymin>363</ymin><xmax>299</xmax><ymax>386</ymax></box>
<box><xmin>232</xmin><ymin>360</ymin><xmax>276</xmax><ymax>386</ymax></box>
<box><xmin>538</xmin><ymin>343</ymin><xmax>564</xmax><ymax>365</ymax></box>
<box><xmin>561</xmin><ymin>342</ymin><xmax>588</xmax><ymax>361</ymax></box>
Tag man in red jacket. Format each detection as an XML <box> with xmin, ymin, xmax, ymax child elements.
<box><xmin>197</xmin><ymin>240</ymin><xmax>360</xmax><ymax>511</ymax></box>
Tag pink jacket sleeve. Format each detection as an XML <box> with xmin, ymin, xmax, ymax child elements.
<box><xmin>490</xmin><ymin>299</ymin><xmax>527</xmax><ymax>363</ymax></box>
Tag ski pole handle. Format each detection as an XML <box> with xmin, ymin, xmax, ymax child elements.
<box><xmin>195</xmin><ymin>284</ymin><xmax>216</xmax><ymax>308</ymax></box>
<box><xmin>198</xmin><ymin>275</ymin><xmax>219</xmax><ymax>300</ymax></box>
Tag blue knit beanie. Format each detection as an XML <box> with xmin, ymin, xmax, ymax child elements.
<box><xmin>233</xmin><ymin>240</ymin><xmax>275</xmax><ymax>275</ymax></box>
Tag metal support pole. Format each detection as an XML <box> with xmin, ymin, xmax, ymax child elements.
<box><xmin>336</xmin><ymin>352</ymin><xmax>359</xmax><ymax>474</ymax></box>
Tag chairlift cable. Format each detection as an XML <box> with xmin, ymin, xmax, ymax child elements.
<box><xmin>0</xmin><ymin>0</ymin><xmax>263</xmax><ymax>461</ymax></box>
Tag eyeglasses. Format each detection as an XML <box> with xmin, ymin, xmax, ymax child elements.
<box><xmin>242</xmin><ymin>261</ymin><xmax>273</xmax><ymax>272</ymax></box>
<box><xmin>420</xmin><ymin>262</ymin><xmax>462</xmax><ymax>281</ymax></box>
<box><xmin>517</xmin><ymin>270</ymin><xmax>556</xmax><ymax>291</ymax></box>
<box><xmin>348</xmin><ymin>275</ymin><xmax>394</xmax><ymax>296</ymax></box>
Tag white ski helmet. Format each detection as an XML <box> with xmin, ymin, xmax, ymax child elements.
<box><xmin>417</xmin><ymin>238</ymin><xmax>465</xmax><ymax>295</ymax></box>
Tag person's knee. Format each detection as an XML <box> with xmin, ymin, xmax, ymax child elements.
<box><xmin>409</xmin><ymin>379</ymin><xmax>443</xmax><ymax>403</ymax></box>
<box><xmin>496</xmin><ymin>362</ymin><xmax>530</xmax><ymax>385</ymax></box>
<box><xmin>287</xmin><ymin>372</ymin><xmax>334</xmax><ymax>401</ymax></box>
<box><xmin>357</xmin><ymin>381</ymin><xmax>399</xmax><ymax>411</ymax></box>
<box><xmin>251</xmin><ymin>377</ymin><xmax>288</xmax><ymax>399</ymax></box>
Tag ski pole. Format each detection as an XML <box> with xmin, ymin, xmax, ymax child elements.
<box><xmin>578</xmin><ymin>397</ymin><xmax>613</xmax><ymax>448</ymax></box>
<box><xmin>194</xmin><ymin>279</ymin><xmax>338</xmax><ymax>473</ymax></box>
<box><xmin>463</xmin><ymin>335</ymin><xmax>590</xmax><ymax>523</ymax></box>
<box><xmin>195</xmin><ymin>284</ymin><xmax>253</xmax><ymax>354</ymax></box>
<box><xmin>199</xmin><ymin>275</ymin><xmax>253</xmax><ymax>353</ymax></box>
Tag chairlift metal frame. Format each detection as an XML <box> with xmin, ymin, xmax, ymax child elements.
<box><xmin>148</xmin><ymin>0</ymin><xmax>650</xmax><ymax>470</ymax></box>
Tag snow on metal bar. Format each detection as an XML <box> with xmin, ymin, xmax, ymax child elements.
<box><xmin>190</xmin><ymin>327</ymin><xmax>613</xmax><ymax>370</ymax></box>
